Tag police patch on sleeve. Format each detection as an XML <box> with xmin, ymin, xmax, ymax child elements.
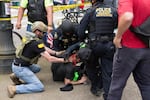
<box><xmin>38</xmin><ymin>43</ymin><xmax>44</xmax><ymax>48</ymax></box>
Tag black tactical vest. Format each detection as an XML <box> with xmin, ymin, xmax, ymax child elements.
<box><xmin>89</xmin><ymin>3</ymin><xmax>116</xmax><ymax>36</ymax></box>
<box><xmin>27</xmin><ymin>0</ymin><xmax>47</xmax><ymax>25</ymax></box>
<box><xmin>61</xmin><ymin>34</ymin><xmax>78</xmax><ymax>49</ymax></box>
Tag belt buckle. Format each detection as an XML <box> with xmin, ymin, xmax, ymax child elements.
<box><xmin>18</xmin><ymin>63</ymin><xmax>21</xmax><ymax>67</ymax></box>
<box><xmin>91</xmin><ymin>38</ymin><xmax>95</xmax><ymax>41</ymax></box>
<box><xmin>90</xmin><ymin>36</ymin><xmax>96</xmax><ymax>41</ymax></box>
<box><xmin>100</xmin><ymin>36</ymin><xmax>109</xmax><ymax>42</ymax></box>
<box><xmin>14</xmin><ymin>62</ymin><xmax>21</xmax><ymax>67</ymax></box>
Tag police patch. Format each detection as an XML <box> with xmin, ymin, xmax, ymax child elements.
<box><xmin>38</xmin><ymin>43</ymin><xmax>44</xmax><ymax>48</ymax></box>
<box><xmin>96</xmin><ymin>8</ymin><xmax>112</xmax><ymax>17</ymax></box>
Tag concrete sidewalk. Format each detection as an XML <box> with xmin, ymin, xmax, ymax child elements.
<box><xmin>0</xmin><ymin>57</ymin><xmax>142</xmax><ymax>100</ymax></box>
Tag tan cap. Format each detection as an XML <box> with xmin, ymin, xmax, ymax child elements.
<box><xmin>31</xmin><ymin>21</ymin><xmax>48</xmax><ymax>32</ymax></box>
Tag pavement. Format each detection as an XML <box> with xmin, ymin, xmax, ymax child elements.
<box><xmin>0</xmin><ymin>8</ymin><xmax>142</xmax><ymax>100</ymax></box>
<box><xmin>0</xmin><ymin>58</ymin><xmax>142</xmax><ymax>100</ymax></box>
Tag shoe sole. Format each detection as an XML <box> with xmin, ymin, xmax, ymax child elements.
<box><xmin>7</xmin><ymin>86</ymin><xmax>14</xmax><ymax>98</ymax></box>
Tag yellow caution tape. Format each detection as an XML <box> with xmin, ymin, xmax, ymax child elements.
<box><xmin>0</xmin><ymin>18</ymin><xmax>11</xmax><ymax>21</ymax></box>
<box><xmin>11</xmin><ymin>6</ymin><xmax>19</xmax><ymax>9</ymax></box>
<box><xmin>53</xmin><ymin>3</ymin><xmax>90</xmax><ymax>12</ymax></box>
<box><xmin>11</xmin><ymin>2</ymin><xmax>91</xmax><ymax>11</ymax></box>
<box><xmin>0</xmin><ymin>0</ymin><xmax>10</xmax><ymax>1</ymax></box>
<box><xmin>10</xmin><ymin>2</ymin><xmax>91</xmax><ymax>19</ymax></box>
<box><xmin>11</xmin><ymin>14</ymin><xmax>27</xmax><ymax>19</ymax></box>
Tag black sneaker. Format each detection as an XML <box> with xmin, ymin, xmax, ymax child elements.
<box><xmin>60</xmin><ymin>84</ymin><xmax>73</xmax><ymax>91</ymax></box>
<box><xmin>90</xmin><ymin>88</ymin><xmax>100</xmax><ymax>97</ymax></box>
<box><xmin>97</xmin><ymin>88</ymin><xmax>104</xmax><ymax>96</ymax></box>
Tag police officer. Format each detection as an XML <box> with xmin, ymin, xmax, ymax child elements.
<box><xmin>51</xmin><ymin>19</ymin><xmax>79</xmax><ymax>51</ymax></box>
<box><xmin>78</xmin><ymin>0</ymin><xmax>118</xmax><ymax>99</ymax></box>
<box><xmin>7</xmin><ymin>21</ymin><xmax>67</xmax><ymax>98</ymax></box>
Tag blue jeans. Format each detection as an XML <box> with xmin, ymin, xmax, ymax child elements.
<box><xmin>12</xmin><ymin>63</ymin><xmax>44</xmax><ymax>94</ymax></box>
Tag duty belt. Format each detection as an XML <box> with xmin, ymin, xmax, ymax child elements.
<box><xmin>89</xmin><ymin>35</ymin><xmax>113</xmax><ymax>42</ymax></box>
<box><xmin>13</xmin><ymin>62</ymin><xmax>30</xmax><ymax>67</ymax></box>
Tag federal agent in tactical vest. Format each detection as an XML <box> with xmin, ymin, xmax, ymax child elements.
<box><xmin>7</xmin><ymin>21</ymin><xmax>67</xmax><ymax>98</ymax></box>
<box><xmin>51</xmin><ymin>19</ymin><xmax>79</xmax><ymax>51</ymax></box>
<box><xmin>78</xmin><ymin>0</ymin><xmax>118</xmax><ymax>99</ymax></box>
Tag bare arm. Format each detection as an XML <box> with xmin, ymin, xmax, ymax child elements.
<box><xmin>114</xmin><ymin>12</ymin><xmax>133</xmax><ymax>48</ymax></box>
<box><xmin>45</xmin><ymin>47</ymin><xmax>66</xmax><ymax>56</ymax></box>
<box><xmin>45</xmin><ymin>46</ymin><xmax>56</xmax><ymax>55</ymax></box>
<box><xmin>46</xmin><ymin>6</ymin><xmax>53</xmax><ymax>33</ymax></box>
<box><xmin>16</xmin><ymin>7</ymin><xmax>25</xmax><ymax>29</ymax></box>
<box><xmin>41</xmin><ymin>51</ymin><xmax>65</xmax><ymax>63</ymax></box>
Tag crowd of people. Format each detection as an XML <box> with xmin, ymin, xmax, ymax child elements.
<box><xmin>7</xmin><ymin>0</ymin><xmax>150</xmax><ymax>100</ymax></box>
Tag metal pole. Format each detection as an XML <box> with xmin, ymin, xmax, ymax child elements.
<box><xmin>0</xmin><ymin>0</ymin><xmax>16</xmax><ymax>74</ymax></box>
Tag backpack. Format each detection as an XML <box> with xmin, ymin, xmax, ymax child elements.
<box><xmin>130</xmin><ymin>17</ymin><xmax>150</xmax><ymax>47</ymax></box>
<box><xmin>16</xmin><ymin>36</ymin><xmax>40</xmax><ymax>64</ymax></box>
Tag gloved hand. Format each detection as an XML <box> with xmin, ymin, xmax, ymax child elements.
<box><xmin>62</xmin><ymin>52</ymin><xmax>70</xmax><ymax>60</ymax></box>
<box><xmin>64</xmin><ymin>57</ymin><xmax>71</xmax><ymax>63</ymax></box>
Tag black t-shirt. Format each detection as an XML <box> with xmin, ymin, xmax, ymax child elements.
<box><xmin>15</xmin><ymin>39</ymin><xmax>45</xmax><ymax>65</ymax></box>
<box><xmin>51</xmin><ymin>62</ymin><xmax>85</xmax><ymax>81</ymax></box>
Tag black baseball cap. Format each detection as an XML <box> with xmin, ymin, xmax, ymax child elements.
<box><xmin>77</xmin><ymin>48</ymin><xmax>92</xmax><ymax>62</ymax></box>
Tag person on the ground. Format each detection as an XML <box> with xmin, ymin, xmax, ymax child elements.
<box><xmin>51</xmin><ymin>42</ymin><xmax>89</xmax><ymax>91</ymax></box>
<box><xmin>51</xmin><ymin>53</ymin><xmax>87</xmax><ymax>87</ymax></box>
<box><xmin>49</xmin><ymin>19</ymin><xmax>81</xmax><ymax>84</ymax></box>
<box><xmin>7</xmin><ymin>21</ymin><xmax>68</xmax><ymax>98</ymax></box>
<box><xmin>78</xmin><ymin>0</ymin><xmax>118</xmax><ymax>99</ymax></box>
<box><xmin>107</xmin><ymin>0</ymin><xmax>150</xmax><ymax>100</ymax></box>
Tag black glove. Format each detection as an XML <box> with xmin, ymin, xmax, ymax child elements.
<box><xmin>62</xmin><ymin>52</ymin><xmax>70</xmax><ymax>60</ymax></box>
